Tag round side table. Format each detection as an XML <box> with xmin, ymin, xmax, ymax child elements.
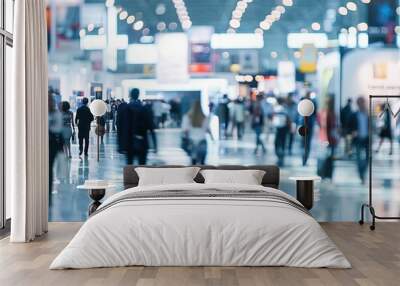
<box><xmin>288</xmin><ymin>176</ymin><xmax>321</xmax><ymax>210</ymax></box>
<box><xmin>77</xmin><ymin>182</ymin><xmax>114</xmax><ymax>215</ymax></box>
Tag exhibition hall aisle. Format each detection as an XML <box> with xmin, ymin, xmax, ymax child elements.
<box><xmin>49</xmin><ymin>129</ymin><xmax>400</xmax><ymax>222</ymax></box>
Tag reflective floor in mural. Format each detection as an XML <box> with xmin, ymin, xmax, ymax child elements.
<box><xmin>49</xmin><ymin>128</ymin><xmax>400</xmax><ymax>222</ymax></box>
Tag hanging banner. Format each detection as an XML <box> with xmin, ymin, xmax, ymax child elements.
<box><xmin>156</xmin><ymin>33</ymin><xmax>189</xmax><ymax>83</ymax></box>
<box><xmin>299</xmin><ymin>44</ymin><xmax>318</xmax><ymax>73</ymax></box>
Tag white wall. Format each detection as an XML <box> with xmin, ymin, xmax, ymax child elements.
<box><xmin>342</xmin><ymin>48</ymin><xmax>400</xmax><ymax>103</ymax></box>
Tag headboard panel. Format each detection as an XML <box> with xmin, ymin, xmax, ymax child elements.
<box><xmin>123</xmin><ymin>165</ymin><xmax>280</xmax><ymax>189</ymax></box>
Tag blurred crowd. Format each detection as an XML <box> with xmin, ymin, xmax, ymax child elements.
<box><xmin>48</xmin><ymin>86</ymin><xmax>400</xmax><ymax>196</ymax></box>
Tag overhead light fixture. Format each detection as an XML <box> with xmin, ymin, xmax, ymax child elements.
<box><xmin>133</xmin><ymin>20</ymin><xmax>144</xmax><ymax>31</ymax></box>
<box><xmin>357</xmin><ymin>22</ymin><xmax>368</xmax><ymax>32</ymax></box>
<box><xmin>227</xmin><ymin>0</ymin><xmax>253</xmax><ymax>32</ymax></box>
<box><xmin>171</xmin><ymin>0</ymin><xmax>192</xmax><ymax>31</ymax></box>
<box><xmin>126</xmin><ymin>15</ymin><xmax>135</xmax><ymax>24</ymax></box>
<box><xmin>119</xmin><ymin>10</ymin><xmax>128</xmax><ymax>20</ymax></box>
<box><xmin>361</xmin><ymin>0</ymin><xmax>371</xmax><ymax>3</ymax></box>
<box><xmin>311</xmin><ymin>22</ymin><xmax>321</xmax><ymax>31</ymax></box>
<box><xmin>346</xmin><ymin>2</ymin><xmax>357</xmax><ymax>12</ymax></box>
<box><xmin>255</xmin><ymin>3</ymin><xmax>293</xmax><ymax>35</ymax></box>
<box><xmin>338</xmin><ymin>6</ymin><xmax>348</xmax><ymax>16</ymax></box>
<box><xmin>282</xmin><ymin>0</ymin><xmax>293</xmax><ymax>6</ymax></box>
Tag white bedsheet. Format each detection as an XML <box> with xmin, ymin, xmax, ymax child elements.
<box><xmin>50</xmin><ymin>183</ymin><xmax>351</xmax><ymax>269</ymax></box>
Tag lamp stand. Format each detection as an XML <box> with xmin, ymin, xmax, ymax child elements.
<box><xmin>303</xmin><ymin>116</ymin><xmax>308</xmax><ymax>166</ymax></box>
<box><xmin>96</xmin><ymin>116</ymin><xmax>100</xmax><ymax>162</ymax></box>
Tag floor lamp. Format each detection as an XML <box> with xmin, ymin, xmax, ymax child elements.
<box><xmin>89</xmin><ymin>99</ymin><xmax>107</xmax><ymax>162</ymax></box>
<box><xmin>297</xmin><ymin>99</ymin><xmax>315</xmax><ymax>164</ymax></box>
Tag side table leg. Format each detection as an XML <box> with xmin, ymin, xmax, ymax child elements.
<box><xmin>88</xmin><ymin>189</ymin><xmax>106</xmax><ymax>216</ymax></box>
<box><xmin>296</xmin><ymin>180</ymin><xmax>314</xmax><ymax>210</ymax></box>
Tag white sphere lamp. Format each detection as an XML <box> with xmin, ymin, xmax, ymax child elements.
<box><xmin>298</xmin><ymin>99</ymin><xmax>315</xmax><ymax>117</ymax></box>
<box><xmin>90</xmin><ymin>99</ymin><xmax>107</xmax><ymax>117</ymax></box>
<box><xmin>89</xmin><ymin>99</ymin><xmax>108</xmax><ymax>162</ymax></box>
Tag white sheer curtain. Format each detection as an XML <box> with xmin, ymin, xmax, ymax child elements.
<box><xmin>8</xmin><ymin>0</ymin><xmax>49</xmax><ymax>242</ymax></box>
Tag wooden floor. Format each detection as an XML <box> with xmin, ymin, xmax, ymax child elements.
<box><xmin>0</xmin><ymin>222</ymin><xmax>399</xmax><ymax>286</ymax></box>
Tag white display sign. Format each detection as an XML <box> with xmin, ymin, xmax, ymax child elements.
<box><xmin>278</xmin><ymin>61</ymin><xmax>296</xmax><ymax>93</ymax></box>
<box><xmin>287</xmin><ymin>33</ymin><xmax>328</xmax><ymax>49</ymax></box>
<box><xmin>211</xmin><ymin>33</ymin><xmax>264</xmax><ymax>49</ymax></box>
<box><xmin>126</xmin><ymin>44</ymin><xmax>158</xmax><ymax>64</ymax></box>
<box><xmin>156</xmin><ymin>33</ymin><xmax>189</xmax><ymax>83</ymax></box>
<box><xmin>80</xmin><ymin>35</ymin><xmax>107</xmax><ymax>50</ymax></box>
<box><xmin>342</xmin><ymin>49</ymin><xmax>400</xmax><ymax>100</ymax></box>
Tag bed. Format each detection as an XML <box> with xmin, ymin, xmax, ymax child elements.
<box><xmin>50</xmin><ymin>165</ymin><xmax>351</xmax><ymax>269</ymax></box>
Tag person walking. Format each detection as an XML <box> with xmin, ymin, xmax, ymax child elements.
<box><xmin>75</xmin><ymin>97</ymin><xmax>94</xmax><ymax>158</ymax></box>
<box><xmin>123</xmin><ymin>88</ymin><xmax>157</xmax><ymax>165</ymax></box>
<box><xmin>340</xmin><ymin>99</ymin><xmax>354</xmax><ymax>156</ymax></box>
<box><xmin>218</xmin><ymin>94</ymin><xmax>230</xmax><ymax>138</ymax></box>
<box><xmin>251</xmin><ymin>95</ymin><xmax>266</xmax><ymax>154</ymax></box>
<box><xmin>60</xmin><ymin>101</ymin><xmax>75</xmax><ymax>159</ymax></box>
<box><xmin>273</xmin><ymin>98</ymin><xmax>290</xmax><ymax>166</ymax></box>
<box><xmin>232</xmin><ymin>98</ymin><xmax>246</xmax><ymax>139</ymax></box>
<box><xmin>182</xmin><ymin>100</ymin><xmax>211</xmax><ymax>165</ymax></box>
<box><xmin>48</xmin><ymin>91</ymin><xmax>63</xmax><ymax>203</ymax></box>
<box><xmin>375</xmin><ymin>103</ymin><xmax>393</xmax><ymax>155</ymax></box>
<box><xmin>351</xmin><ymin>97</ymin><xmax>369</xmax><ymax>184</ymax></box>
<box><xmin>317</xmin><ymin>96</ymin><xmax>338</xmax><ymax>180</ymax></box>
<box><xmin>285</xmin><ymin>94</ymin><xmax>298</xmax><ymax>155</ymax></box>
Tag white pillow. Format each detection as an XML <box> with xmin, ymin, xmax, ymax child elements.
<box><xmin>135</xmin><ymin>167</ymin><xmax>201</xmax><ymax>186</ymax></box>
<box><xmin>200</xmin><ymin>169</ymin><xmax>266</xmax><ymax>185</ymax></box>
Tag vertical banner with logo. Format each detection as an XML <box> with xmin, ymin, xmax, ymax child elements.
<box><xmin>299</xmin><ymin>44</ymin><xmax>318</xmax><ymax>74</ymax></box>
<box><xmin>156</xmin><ymin>33</ymin><xmax>189</xmax><ymax>83</ymax></box>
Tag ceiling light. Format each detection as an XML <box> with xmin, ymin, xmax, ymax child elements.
<box><xmin>87</xmin><ymin>23</ymin><xmax>95</xmax><ymax>32</ymax></box>
<box><xmin>98</xmin><ymin>27</ymin><xmax>105</xmax><ymax>35</ymax></box>
<box><xmin>361</xmin><ymin>0</ymin><xmax>370</xmax><ymax>3</ymax></box>
<box><xmin>230</xmin><ymin>19</ymin><xmax>241</xmax><ymax>29</ymax></box>
<box><xmin>133</xmin><ymin>20</ymin><xmax>144</xmax><ymax>31</ymax></box>
<box><xmin>127</xmin><ymin>15</ymin><xmax>135</xmax><ymax>24</ymax></box>
<box><xmin>260</xmin><ymin>21</ymin><xmax>271</xmax><ymax>30</ymax></box>
<box><xmin>338</xmin><ymin>7</ymin><xmax>348</xmax><ymax>16</ymax></box>
<box><xmin>348</xmin><ymin>26</ymin><xmax>357</xmax><ymax>34</ymax></box>
<box><xmin>311</xmin><ymin>22</ymin><xmax>321</xmax><ymax>31</ymax></box>
<box><xmin>346</xmin><ymin>2</ymin><xmax>357</xmax><ymax>11</ymax></box>
<box><xmin>294</xmin><ymin>51</ymin><xmax>301</xmax><ymax>59</ymax></box>
<box><xmin>270</xmin><ymin>51</ymin><xmax>278</xmax><ymax>58</ymax></box>
<box><xmin>157</xmin><ymin>22</ymin><xmax>167</xmax><ymax>31</ymax></box>
<box><xmin>168</xmin><ymin>22</ymin><xmax>178</xmax><ymax>30</ymax></box>
<box><xmin>255</xmin><ymin>28</ymin><xmax>264</xmax><ymax>34</ymax></box>
<box><xmin>357</xmin><ymin>22</ymin><xmax>368</xmax><ymax>32</ymax></box>
<box><xmin>275</xmin><ymin>5</ymin><xmax>286</xmax><ymax>14</ymax></box>
<box><xmin>155</xmin><ymin>3</ymin><xmax>166</xmax><ymax>15</ymax></box>
<box><xmin>282</xmin><ymin>0</ymin><xmax>293</xmax><ymax>6</ymax></box>
<box><xmin>119</xmin><ymin>10</ymin><xmax>128</xmax><ymax>20</ymax></box>
<box><xmin>182</xmin><ymin>20</ymin><xmax>192</xmax><ymax>30</ymax></box>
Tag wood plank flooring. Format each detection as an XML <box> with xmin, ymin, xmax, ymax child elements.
<box><xmin>0</xmin><ymin>222</ymin><xmax>399</xmax><ymax>286</ymax></box>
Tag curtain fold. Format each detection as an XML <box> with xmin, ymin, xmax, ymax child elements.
<box><xmin>9</xmin><ymin>0</ymin><xmax>49</xmax><ymax>242</ymax></box>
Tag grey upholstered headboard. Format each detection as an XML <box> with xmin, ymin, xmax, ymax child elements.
<box><xmin>123</xmin><ymin>165</ymin><xmax>280</xmax><ymax>190</ymax></box>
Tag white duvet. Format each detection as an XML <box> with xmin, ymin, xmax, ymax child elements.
<box><xmin>50</xmin><ymin>183</ymin><xmax>351</xmax><ymax>269</ymax></box>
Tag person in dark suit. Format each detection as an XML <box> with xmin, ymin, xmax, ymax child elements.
<box><xmin>75</xmin><ymin>97</ymin><xmax>94</xmax><ymax>157</ymax></box>
<box><xmin>119</xmin><ymin>89</ymin><xmax>157</xmax><ymax>165</ymax></box>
